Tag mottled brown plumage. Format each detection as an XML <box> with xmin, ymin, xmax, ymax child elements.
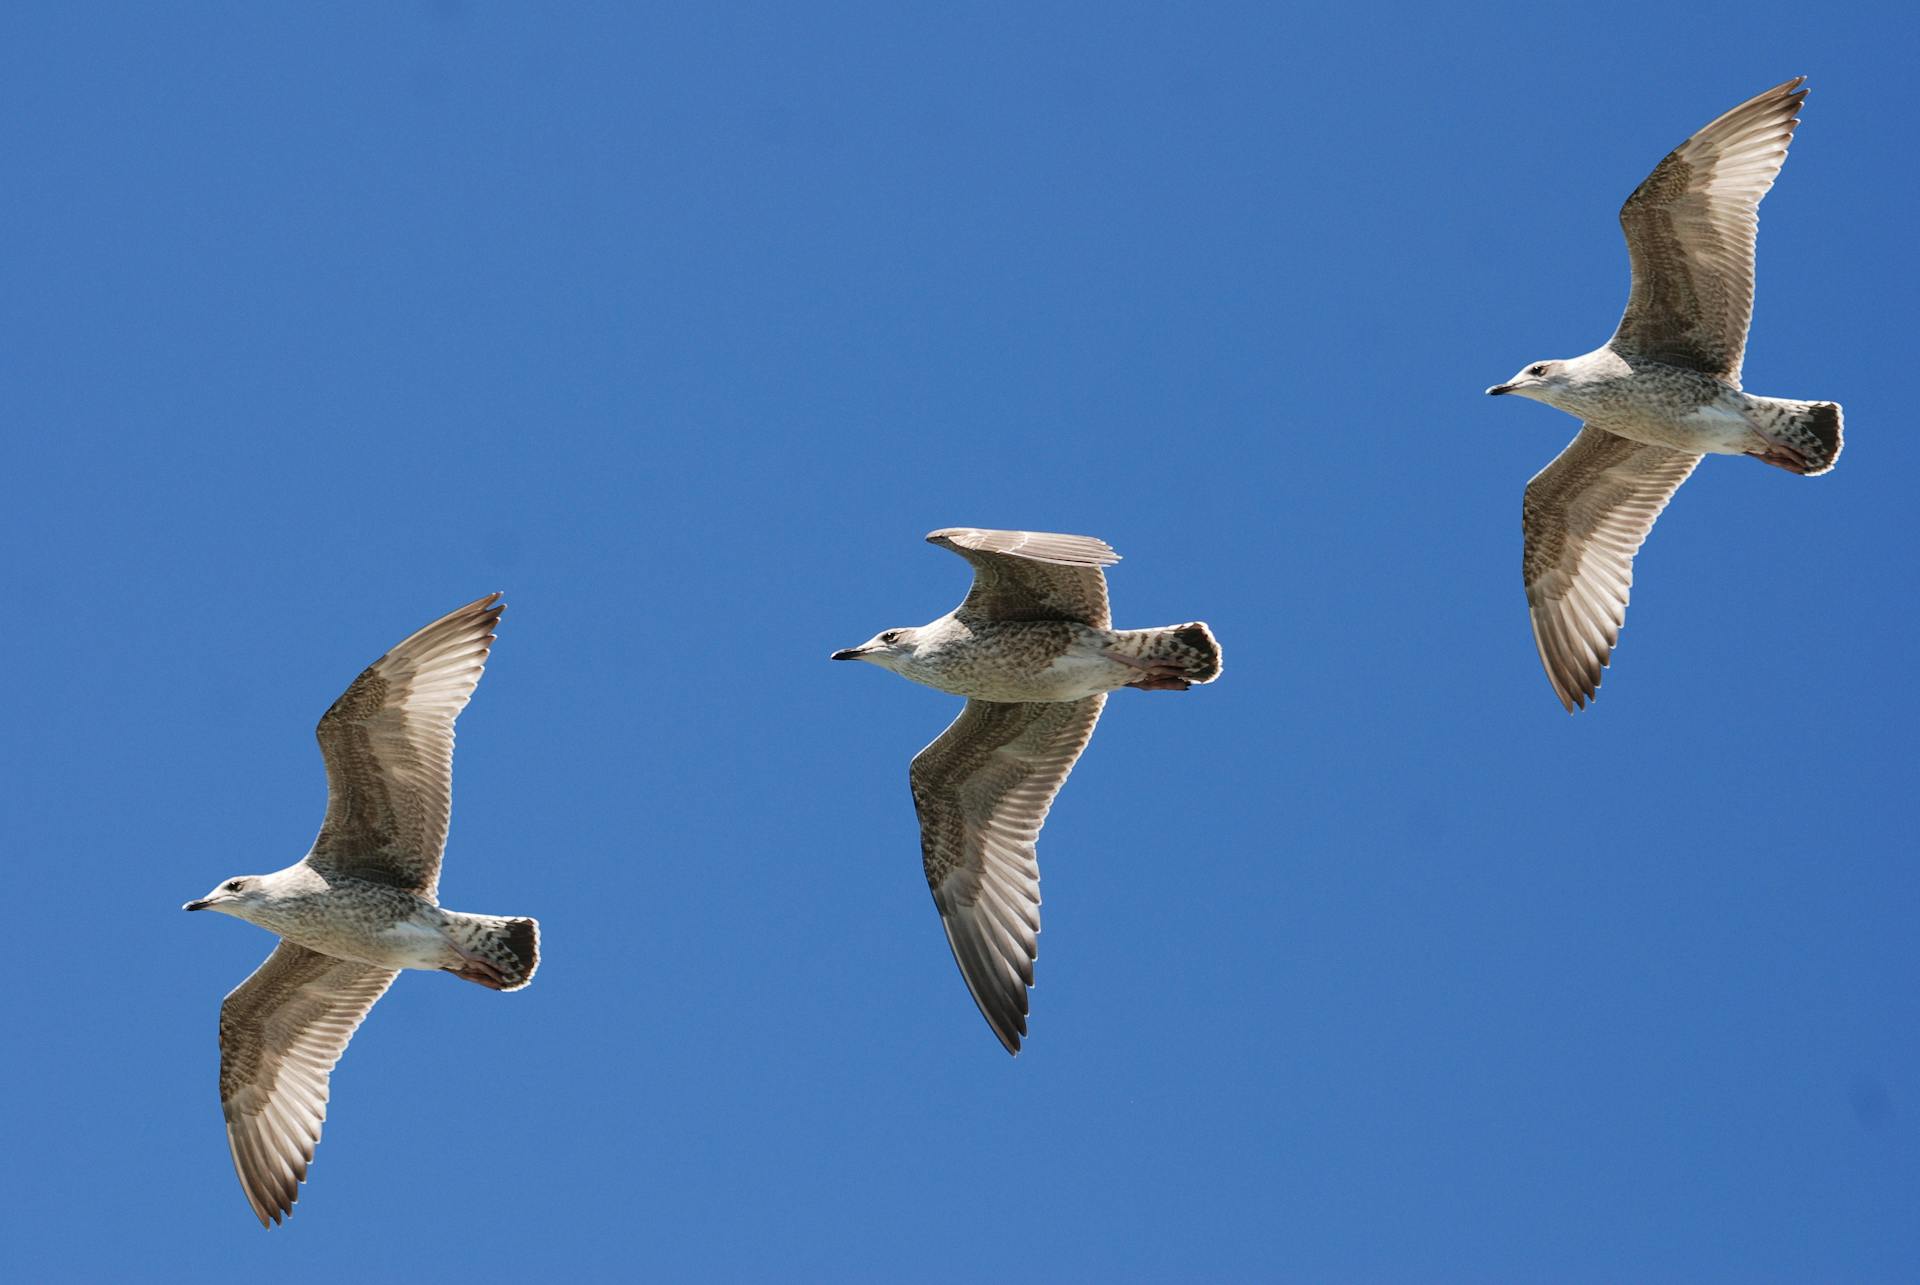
<box><xmin>1611</xmin><ymin>78</ymin><xmax>1806</xmax><ymax>382</ymax></box>
<box><xmin>911</xmin><ymin>696</ymin><xmax>1106</xmax><ymax>1053</ymax></box>
<box><xmin>309</xmin><ymin>596</ymin><xmax>502</xmax><ymax>896</ymax></box>
<box><xmin>218</xmin><ymin>945</ymin><xmax>396</xmax><ymax>1227</ymax></box>
<box><xmin>932</xmin><ymin>528</ymin><xmax>1116</xmax><ymax>627</ymax></box>
<box><xmin>1523</xmin><ymin>430</ymin><xmax>1700</xmax><ymax>711</ymax></box>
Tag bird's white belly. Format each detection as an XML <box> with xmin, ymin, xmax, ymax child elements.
<box><xmin>1674</xmin><ymin>402</ymin><xmax>1761</xmax><ymax>454</ymax></box>
<box><xmin>1585</xmin><ymin>391</ymin><xmax>1755</xmax><ymax>456</ymax></box>
<box><xmin>1025</xmin><ymin>647</ymin><xmax>1131</xmax><ymax>700</ymax></box>
<box><xmin>369</xmin><ymin>919</ymin><xmax>459</xmax><ymax>971</ymax></box>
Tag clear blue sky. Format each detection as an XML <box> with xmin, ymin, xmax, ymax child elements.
<box><xmin>3</xmin><ymin>3</ymin><xmax>1915</xmax><ymax>1280</ymax></box>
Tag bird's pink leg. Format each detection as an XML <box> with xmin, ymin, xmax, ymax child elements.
<box><xmin>1103</xmin><ymin>649</ymin><xmax>1193</xmax><ymax>692</ymax></box>
<box><xmin>444</xmin><ymin>945</ymin><xmax>510</xmax><ymax>990</ymax></box>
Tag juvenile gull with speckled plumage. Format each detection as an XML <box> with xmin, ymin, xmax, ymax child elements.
<box><xmin>1487</xmin><ymin>78</ymin><xmax>1843</xmax><ymax>711</ymax></box>
<box><xmin>183</xmin><ymin>594</ymin><xmax>538</xmax><ymax>1226</ymax></box>
<box><xmin>832</xmin><ymin>528</ymin><xmax>1223</xmax><ymax>1054</ymax></box>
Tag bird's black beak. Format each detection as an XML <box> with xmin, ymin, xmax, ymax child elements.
<box><xmin>830</xmin><ymin>648</ymin><xmax>862</xmax><ymax>661</ymax></box>
<box><xmin>1486</xmin><ymin>384</ymin><xmax>1514</xmax><ymax>396</ymax></box>
<box><xmin>183</xmin><ymin>899</ymin><xmax>211</xmax><ymax>912</ymax></box>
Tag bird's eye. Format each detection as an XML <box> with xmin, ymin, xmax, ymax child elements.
<box><xmin>225</xmin><ymin>880</ymin><xmax>245</xmax><ymax>893</ymax></box>
<box><xmin>1528</xmin><ymin>364</ymin><xmax>1549</xmax><ymax>377</ymax></box>
<box><xmin>881</xmin><ymin>631</ymin><xmax>901</xmax><ymax>644</ymax></box>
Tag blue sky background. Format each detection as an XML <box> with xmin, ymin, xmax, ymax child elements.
<box><xmin>3</xmin><ymin>3</ymin><xmax>1916</xmax><ymax>1280</ymax></box>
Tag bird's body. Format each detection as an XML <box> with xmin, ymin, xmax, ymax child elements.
<box><xmin>184</xmin><ymin>593</ymin><xmax>537</xmax><ymax>1226</ymax></box>
<box><xmin>883</xmin><ymin>616</ymin><xmax>1220</xmax><ymax>703</ymax></box>
<box><xmin>1522</xmin><ymin>347</ymin><xmax>1832</xmax><ymax>460</ymax></box>
<box><xmin>1487</xmin><ymin>77</ymin><xmax>1842</xmax><ymax>710</ymax></box>
<box><xmin>834</xmin><ymin>528</ymin><xmax>1221</xmax><ymax>1054</ymax></box>
<box><xmin>212</xmin><ymin>867</ymin><xmax>532</xmax><ymax>978</ymax></box>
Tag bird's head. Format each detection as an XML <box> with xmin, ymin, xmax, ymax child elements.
<box><xmin>1487</xmin><ymin>359</ymin><xmax>1570</xmax><ymax>404</ymax></box>
<box><xmin>184</xmin><ymin>875</ymin><xmax>266</xmax><ymax>918</ymax></box>
<box><xmin>831</xmin><ymin>626</ymin><xmax>919</xmax><ymax>671</ymax></box>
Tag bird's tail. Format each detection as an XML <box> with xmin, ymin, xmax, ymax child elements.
<box><xmin>446</xmin><ymin>914</ymin><xmax>540</xmax><ymax>991</ymax></box>
<box><xmin>1164</xmin><ymin>622</ymin><xmax>1224</xmax><ymax>683</ymax></box>
<box><xmin>1748</xmin><ymin>399</ymin><xmax>1843</xmax><ymax>475</ymax></box>
<box><xmin>1113</xmin><ymin>622</ymin><xmax>1223</xmax><ymax>690</ymax></box>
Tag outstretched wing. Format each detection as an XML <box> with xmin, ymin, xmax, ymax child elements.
<box><xmin>909</xmin><ymin>696</ymin><xmax>1106</xmax><ymax>1054</ymax></box>
<box><xmin>218</xmin><ymin>943</ymin><xmax>397</xmax><ymax>1226</ymax></box>
<box><xmin>1524</xmin><ymin>427</ymin><xmax>1700</xmax><ymax>711</ymax></box>
<box><xmin>306</xmin><ymin>594</ymin><xmax>502</xmax><ymax>897</ymax></box>
<box><xmin>927</xmin><ymin>528</ymin><xmax>1117</xmax><ymax>628</ymax></box>
<box><xmin>1609</xmin><ymin>77</ymin><xmax>1806</xmax><ymax>384</ymax></box>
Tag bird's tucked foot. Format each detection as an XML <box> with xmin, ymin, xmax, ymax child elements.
<box><xmin>1113</xmin><ymin>660</ymin><xmax>1198</xmax><ymax>691</ymax></box>
<box><xmin>446</xmin><ymin>950</ymin><xmax>511</xmax><ymax>990</ymax></box>
<box><xmin>1109</xmin><ymin>652</ymin><xmax>1197</xmax><ymax>691</ymax></box>
<box><xmin>1124</xmin><ymin>674</ymin><xmax>1193</xmax><ymax>691</ymax></box>
<box><xmin>1745</xmin><ymin>442</ymin><xmax>1824</xmax><ymax>474</ymax></box>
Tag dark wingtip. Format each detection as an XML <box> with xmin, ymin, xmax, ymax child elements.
<box><xmin>987</xmin><ymin>1010</ymin><xmax>1025</xmax><ymax>1056</ymax></box>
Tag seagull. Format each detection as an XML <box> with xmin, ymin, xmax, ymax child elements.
<box><xmin>1487</xmin><ymin>77</ymin><xmax>1842</xmax><ymax>711</ymax></box>
<box><xmin>184</xmin><ymin>594</ymin><xmax>538</xmax><ymax>1226</ymax></box>
<box><xmin>832</xmin><ymin>528</ymin><xmax>1222</xmax><ymax>1053</ymax></box>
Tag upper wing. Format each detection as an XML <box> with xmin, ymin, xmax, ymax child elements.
<box><xmin>927</xmin><ymin>528</ymin><xmax>1117</xmax><ymax>628</ymax></box>
<box><xmin>1523</xmin><ymin>427</ymin><xmax>1700</xmax><ymax>711</ymax></box>
<box><xmin>909</xmin><ymin>695</ymin><xmax>1106</xmax><ymax>1054</ymax></box>
<box><xmin>218</xmin><ymin>942</ymin><xmax>398</xmax><ymax>1226</ymax></box>
<box><xmin>306</xmin><ymin>594</ymin><xmax>503</xmax><ymax>897</ymax></box>
<box><xmin>1609</xmin><ymin>77</ymin><xmax>1806</xmax><ymax>383</ymax></box>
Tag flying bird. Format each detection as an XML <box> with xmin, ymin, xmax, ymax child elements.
<box><xmin>1487</xmin><ymin>77</ymin><xmax>1842</xmax><ymax>710</ymax></box>
<box><xmin>833</xmin><ymin>528</ymin><xmax>1222</xmax><ymax>1053</ymax></box>
<box><xmin>184</xmin><ymin>594</ymin><xmax>538</xmax><ymax>1226</ymax></box>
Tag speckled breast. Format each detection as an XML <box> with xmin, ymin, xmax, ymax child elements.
<box><xmin>1582</xmin><ymin>362</ymin><xmax>1755</xmax><ymax>454</ymax></box>
<box><xmin>268</xmin><ymin>879</ymin><xmax>456</xmax><ymax>971</ymax></box>
<box><xmin>907</xmin><ymin>621</ymin><xmax>1130</xmax><ymax>702</ymax></box>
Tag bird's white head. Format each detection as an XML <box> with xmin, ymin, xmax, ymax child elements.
<box><xmin>830</xmin><ymin>626</ymin><xmax>920</xmax><ymax>672</ymax></box>
<box><xmin>183</xmin><ymin>875</ymin><xmax>268</xmax><ymax>921</ymax></box>
<box><xmin>1486</xmin><ymin>359</ymin><xmax>1572</xmax><ymax>405</ymax></box>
